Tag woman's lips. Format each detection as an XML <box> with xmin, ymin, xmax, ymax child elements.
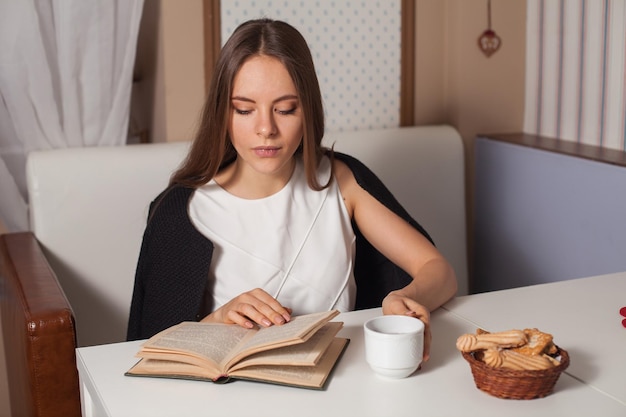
<box><xmin>253</xmin><ymin>146</ymin><xmax>280</xmax><ymax>157</ymax></box>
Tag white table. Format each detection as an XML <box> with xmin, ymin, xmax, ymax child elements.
<box><xmin>77</xmin><ymin>274</ymin><xmax>626</xmax><ymax>417</ymax></box>
<box><xmin>443</xmin><ymin>271</ymin><xmax>626</xmax><ymax>405</ymax></box>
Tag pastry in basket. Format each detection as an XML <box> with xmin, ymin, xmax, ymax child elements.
<box><xmin>511</xmin><ymin>328</ymin><xmax>557</xmax><ymax>356</ymax></box>
<box><xmin>455</xmin><ymin>329</ymin><xmax>527</xmax><ymax>352</ymax></box>
<box><xmin>482</xmin><ymin>348</ymin><xmax>555</xmax><ymax>370</ymax></box>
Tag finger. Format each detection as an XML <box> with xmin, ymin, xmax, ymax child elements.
<box><xmin>422</xmin><ymin>323</ymin><xmax>432</xmax><ymax>362</ymax></box>
<box><xmin>231</xmin><ymin>292</ymin><xmax>291</xmax><ymax>327</ymax></box>
<box><xmin>247</xmin><ymin>288</ymin><xmax>292</xmax><ymax>324</ymax></box>
<box><xmin>227</xmin><ymin>302</ymin><xmax>274</xmax><ymax>327</ymax></box>
<box><xmin>225</xmin><ymin>309</ymin><xmax>256</xmax><ymax>329</ymax></box>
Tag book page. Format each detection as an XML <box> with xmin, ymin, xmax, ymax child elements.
<box><xmin>229</xmin><ymin>338</ymin><xmax>349</xmax><ymax>390</ymax></box>
<box><xmin>135</xmin><ymin>350</ymin><xmax>222</xmax><ymax>375</ymax></box>
<box><xmin>228</xmin><ymin>322</ymin><xmax>343</xmax><ymax>372</ymax></box>
<box><xmin>140</xmin><ymin>322</ymin><xmax>254</xmax><ymax>370</ymax></box>
<box><xmin>126</xmin><ymin>358</ymin><xmax>219</xmax><ymax>381</ymax></box>
<box><xmin>225</xmin><ymin>310</ymin><xmax>339</xmax><ymax>367</ymax></box>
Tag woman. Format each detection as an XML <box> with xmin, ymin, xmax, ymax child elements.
<box><xmin>127</xmin><ymin>18</ymin><xmax>457</xmax><ymax>361</ymax></box>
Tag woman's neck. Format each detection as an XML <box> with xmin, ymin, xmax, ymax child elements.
<box><xmin>214</xmin><ymin>157</ymin><xmax>297</xmax><ymax>199</ymax></box>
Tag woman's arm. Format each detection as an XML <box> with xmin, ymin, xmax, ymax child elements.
<box><xmin>335</xmin><ymin>159</ymin><xmax>457</xmax><ymax>307</ymax></box>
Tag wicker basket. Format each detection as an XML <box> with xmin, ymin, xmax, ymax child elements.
<box><xmin>461</xmin><ymin>347</ymin><xmax>570</xmax><ymax>400</ymax></box>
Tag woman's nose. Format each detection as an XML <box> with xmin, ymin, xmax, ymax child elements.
<box><xmin>256</xmin><ymin>112</ymin><xmax>277</xmax><ymax>138</ymax></box>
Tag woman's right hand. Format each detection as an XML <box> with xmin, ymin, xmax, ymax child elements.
<box><xmin>200</xmin><ymin>288</ymin><xmax>292</xmax><ymax>329</ymax></box>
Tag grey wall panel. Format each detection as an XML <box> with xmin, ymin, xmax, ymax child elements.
<box><xmin>473</xmin><ymin>137</ymin><xmax>626</xmax><ymax>293</ymax></box>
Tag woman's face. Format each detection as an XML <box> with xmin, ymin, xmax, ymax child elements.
<box><xmin>228</xmin><ymin>55</ymin><xmax>304</xmax><ymax>180</ymax></box>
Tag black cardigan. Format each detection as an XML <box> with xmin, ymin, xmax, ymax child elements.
<box><xmin>127</xmin><ymin>152</ymin><xmax>433</xmax><ymax>340</ymax></box>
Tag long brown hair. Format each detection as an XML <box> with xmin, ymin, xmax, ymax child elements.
<box><xmin>170</xmin><ymin>18</ymin><xmax>331</xmax><ymax>190</ymax></box>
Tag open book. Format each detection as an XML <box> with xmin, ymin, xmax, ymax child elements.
<box><xmin>125</xmin><ymin>310</ymin><xmax>349</xmax><ymax>390</ymax></box>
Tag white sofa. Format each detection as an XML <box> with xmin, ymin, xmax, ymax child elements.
<box><xmin>23</xmin><ymin>125</ymin><xmax>467</xmax><ymax>347</ymax></box>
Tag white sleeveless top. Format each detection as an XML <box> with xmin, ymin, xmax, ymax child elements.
<box><xmin>189</xmin><ymin>156</ymin><xmax>356</xmax><ymax>315</ymax></box>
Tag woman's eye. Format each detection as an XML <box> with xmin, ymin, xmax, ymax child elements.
<box><xmin>276</xmin><ymin>108</ymin><xmax>296</xmax><ymax>115</ymax></box>
<box><xmin>234</xmin><ymin>108</ymin><xmax>251</xmax><ymax>115</ymax></box>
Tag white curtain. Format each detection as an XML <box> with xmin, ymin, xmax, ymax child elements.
<box><xmin>0</xmin><ymin>0</ymin><xmax>144</xmax><ymax>232</ymax></box>
<box><xmin>524</xmin><ymin>0</ymin><xmax>626</xmax><ymax>151</ymax></box>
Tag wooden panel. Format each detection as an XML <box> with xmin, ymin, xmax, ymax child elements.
<box><xmin>400</xmin><ymin>0</ymin><xmax>415</xmax><ymax>126</ymax></box>
<box><xmin>477</xmin><ymin>132</ymin><xmax>626</xmax><ymax>168</ymax></box>
<box><xmin>202</xmin><ymin>0</ymin><xmax>220</xmax><ymax>94</ymax></box>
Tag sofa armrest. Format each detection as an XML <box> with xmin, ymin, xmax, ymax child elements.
<box><xmin>0</xmin><ymin>232</ymin><xmax>81</xmax><ymax>417</ymax></box>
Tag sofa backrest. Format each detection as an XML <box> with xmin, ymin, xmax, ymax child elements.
<box><xmin>27</xmin><ymin>142</ymin><xmax>190</xmax><ymax>346</ymax></box>
<box><xmin>26</xmin><ymin>125</ymin><xmax>466</xmax><ymax>347</ymax></box>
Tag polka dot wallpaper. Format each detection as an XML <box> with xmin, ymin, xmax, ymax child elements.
<box><xmin>221</xmin><ymin>1</ymin><xmax>402</xmax><ymax>132</ymax></box>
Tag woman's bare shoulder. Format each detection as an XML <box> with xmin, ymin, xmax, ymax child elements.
<box><xmin>331</xmin><ymin>157</ymin><xmax>360</xmax><ymax>215</ymax></box>
<box><xmin>332</xmin><ymin>157</ymin><xmax>355</xmax><ymax>185</ymax></box>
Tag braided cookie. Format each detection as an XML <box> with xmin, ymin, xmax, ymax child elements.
<box><xmin>455</xmin><ymin>330</ymin><xmax>527</xmax><ymax>352</ymax></box>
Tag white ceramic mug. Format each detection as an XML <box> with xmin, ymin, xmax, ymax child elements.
<box><xmin>363</xmin><ymin>315</ymin><xmax>424</xmax><ymax>378</ymax></box>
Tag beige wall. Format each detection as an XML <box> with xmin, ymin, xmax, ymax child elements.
<box><xmin>156</xmin><ymin>0</ymin><xmax>205</xmax><ymax>143</ymax></box>
<box><xmin>133</xmin><ymin>0</ymin><xmax>206</xmax><ymax>144</ymax></box>
<box><xmin>414</xmin><ymin>0</ymin><xmax>526</xmax><ymax>139</ymax></box>
<box><xmin>414</xmin><ymin>0</ymin><xmax>447</xmax><ymax>125</ymax></box>
<box><xmin>444</xmin><ymin>0</ymin><xmax>527</xmax><ymax>139</ymax></box>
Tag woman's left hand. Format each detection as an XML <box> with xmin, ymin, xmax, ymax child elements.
<box><xmin>381</xmin><ymin>291</ymin><xmax>432</xmax><ymax>362</ymax></box>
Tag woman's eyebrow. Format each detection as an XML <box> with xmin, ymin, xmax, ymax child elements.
<box><xmin>231</xmin><ymin>94</ymin><xmax>299</xmax><ymax>103</ymax></box>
